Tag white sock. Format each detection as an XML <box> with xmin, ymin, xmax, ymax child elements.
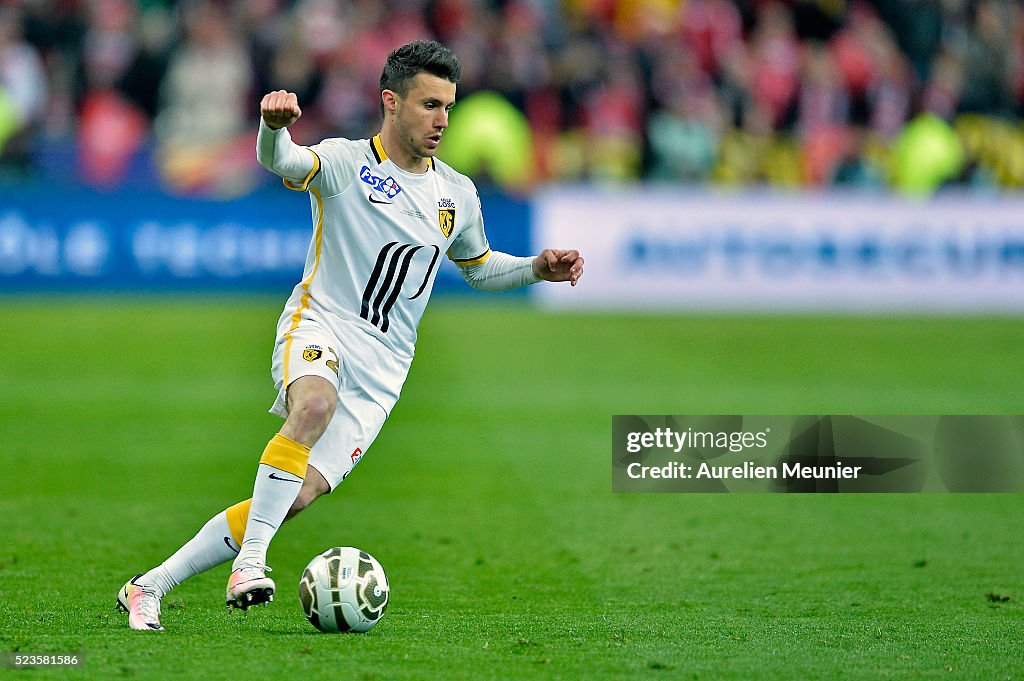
<box><xmin>233</xmin><ymin>463</ymin><xmax>303</xmax><ymax>569</ymax></box>
<box><xmin>138</xmin><ymin>510</ymin><xmax>239</xmax><ymax>598</ymax></box>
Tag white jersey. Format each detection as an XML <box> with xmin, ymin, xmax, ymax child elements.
<box><xmin>277</xmin><ymin>134</ymin><xmax>491</xmax><ymax>358</ymax></box>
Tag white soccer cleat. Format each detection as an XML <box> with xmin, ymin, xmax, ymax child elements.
<box><xmin>116</xmin><ymin>574</ymin><xmax>165</xmax><ymax>631</ymax></box>
<box><xmin>226</xmin><ymin>565</ymin><xmax>275</xmax><ymax>611</ymax></box>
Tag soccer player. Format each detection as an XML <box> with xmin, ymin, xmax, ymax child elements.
<box><xmin>117</xmin><ymin>40</ymin><xmax>583</xmax><ymax>631</ymax></box>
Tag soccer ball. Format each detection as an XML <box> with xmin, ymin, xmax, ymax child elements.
<box><xmin>298</xmin><ymin>547</ymin><xmax>389</xmax><ymax>633</ymax></box>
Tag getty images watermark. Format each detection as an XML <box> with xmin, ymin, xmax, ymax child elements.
<box><xmin>612</xmin><ymin>416</ymin><xmax>1024</xmax><ymax>493</ymax></box>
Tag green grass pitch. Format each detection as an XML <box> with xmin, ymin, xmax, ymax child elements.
<box><xmin>0</xmin><ymin>297</ymin><xmax>1021</xmax><ymax>679</ymax></box>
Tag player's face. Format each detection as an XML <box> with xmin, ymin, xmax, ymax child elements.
<box><xmin>392</xmin><ymin>74</ymin><xmax>456</xmax><ymax>161</ymax></box>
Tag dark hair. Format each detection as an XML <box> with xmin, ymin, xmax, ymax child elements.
<box><xmin>379</xmin><ymin>40</ymin><xmax>461</xmax><ymax>116</ymax></box>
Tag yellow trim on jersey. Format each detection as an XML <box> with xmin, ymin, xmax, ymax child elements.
<box><xmin>282</xmin><ymin>148</ymin><xmax>321</xmax><ymax>192</ymax></box>
<box><xmin>371</xmin><ymin>135</ymin><xmax>388</xmax><ymax>163</ymax></box>
<box><xmin>259</xmin><ymin>433</ymin><xmax>311</xmax><ymax>478</ymax></box>
<box><xmin>449</xmin><ymin>248</ymin><xmax>492</xmax><ymax>267</ymax></box>
<box><xmin>371</xmin><ymin>134</ymin><xmax>433</xmax><ymax>169</ymax></box>
<box><xmin>283</xmin><ymin>187</ymin><xmax>325</xmax><ymax>386</ymax></box>
<box><xmin>225</xmin><ymin>499</ymin><xmax>252</xmax><ymax>546</ymax></box>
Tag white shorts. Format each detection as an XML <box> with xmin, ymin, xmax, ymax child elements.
<box><xmin>269</xmin><ymin>319</ymin><xmax>410</xmax><ymax>490</ymax></box>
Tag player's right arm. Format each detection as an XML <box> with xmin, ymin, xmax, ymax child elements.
<box><xmin>256</xmin><ymin>90</ymin><xmax>318</xmax><ymax>188</ymax></box>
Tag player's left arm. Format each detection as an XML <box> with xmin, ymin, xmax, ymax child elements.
<box><xmin>457</xmin><ymin>249</ymin><xmax>583</xmax><ymax>291</ymax></box>
<box><xmin>452</xmin><ymin>189</ymin><xmax>583</xmax><ymax>291</ymax></box>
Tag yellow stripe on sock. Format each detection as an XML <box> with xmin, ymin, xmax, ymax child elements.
<box><xmin>225</xmin><ymin>499</ymin><xmax>252</xmax><ymax>547</ymax></box>
<box><xmin>259</xmin><ymin>433</ymin><xmax>311</xmax><ymax>478</ymax></box>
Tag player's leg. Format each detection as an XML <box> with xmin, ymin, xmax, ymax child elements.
<box><xmin>121</xmin><ymin>389</ymin><xmax>384</xmax><ymax>626</ymax></box>
<box><xmin>286</xmin><ymin>463</ymin><xmax>331</xmax><ymax>520</ymax></box>
<box><xmin>229</xmin><ymin>379</ymin><xmax>390</xmax><ymax>598</ymax></box>
<box><xmin>298</xmin><ymin>380</ymin><xmax>389</xmax><ymax>495</ymax></box>
<box><xmin>225</xmin><ymin>323</ymin><xmax>342</xmax><ymax>610</ymax></box>
<box><xmin>221</xmin><ymin>385</ymin><xmax>385</xmax><ymax>617</ymax></box>
<box><xmin>117</xmin><ymin>498</ymin><xmax>250</xmax><ymax>631</ymax></box>
<box><xmin>120</xmin><ymin>319</ymin><xmax>343</xmax><ymax>627</ymax></box>
<box><xmin>121</xmin><ymin>323</ymin><xmax>353</xmax><ymax>622</ymax></box>
<box><xmin>227</xmin><ymin>375</ymin><xmax>336</xmax><ymax>609</ymax></box>
<box><xmin>234</xmin><ymin>374</ymin><xmax>336</xmax><ymax>567</ymax></box>
<box><xmin>120</xmin><ymin>467</ymin><xmax>331</xmax><ymax>630</ymax></box>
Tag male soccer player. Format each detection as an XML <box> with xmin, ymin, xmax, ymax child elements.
<box><xmin>117</xmin><ymin>40</ymin><xmax>583</xmax><ymax>630</ymax></box>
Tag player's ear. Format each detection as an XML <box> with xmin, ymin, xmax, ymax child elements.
<box><xmin>381</xmin><ymin>90</ymin><xmax>398</xmax><ymax>116</ymax></box>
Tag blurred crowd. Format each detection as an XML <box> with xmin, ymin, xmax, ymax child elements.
<box><xmin>1</xmin><ymin>0</ymin><xmax>1023</xmax><ymax>196</ymax></box>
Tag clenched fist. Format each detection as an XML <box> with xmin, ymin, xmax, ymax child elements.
<box><xmin>261</xmin><ymin>90</ymin><xmax>302</xmax><ymax>130</ymax></box>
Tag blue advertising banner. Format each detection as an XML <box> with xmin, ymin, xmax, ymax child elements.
<box><xmin>0</xmin><ymin>184</ymin><xmax>529</xmax><ymax>294</ymax></box>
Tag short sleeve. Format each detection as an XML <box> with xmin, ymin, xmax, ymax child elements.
<box><xmin>447</xmin><ymin>191</ymin><xmax>491</xmax><ymax>267</ymax></box>
<box><xmin>284</xmin><ymin>139</ymin><xmax>361</xmax><ymax>196</ymax></box>
<box><xmin>280</xmin><ymin>148</ymin><xmax>321</xmax><ymax>192</ymax></box>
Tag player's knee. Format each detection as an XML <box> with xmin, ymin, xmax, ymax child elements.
<box><xmin>290</xmin><ymin>392</ymin><xmax>336</xmax><ymax>432</ymax></box>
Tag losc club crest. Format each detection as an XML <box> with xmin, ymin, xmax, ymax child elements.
<box><xmin>438</xmin><ymin>198</ymin><xmax>455</xmax><ymax>239</ymax></box>
<box><xmin>303</xmin><ymin>345</ymin><xmax>323</xmax><ymax>362</ymax></box>
<box><xmin>438</xmin><ymin>208</ymin><xmax>455</xmax><ymax>239</ymax></box>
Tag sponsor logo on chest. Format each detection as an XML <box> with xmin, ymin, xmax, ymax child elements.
<box><xmin>360</xmin><ymin>166</ymin><xmax>402</xmax><ymax>198</ymax></box>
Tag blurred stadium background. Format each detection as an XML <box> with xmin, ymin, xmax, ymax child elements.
<box><xmin>2</xmin><ymin>0</ymin><xmax>1024</xmax><ymax>193</ymax></box>
<box><xmin>1</xmin><ymin>0</ymin><xmax>1024</xmax><ymax>304</ymax></box>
